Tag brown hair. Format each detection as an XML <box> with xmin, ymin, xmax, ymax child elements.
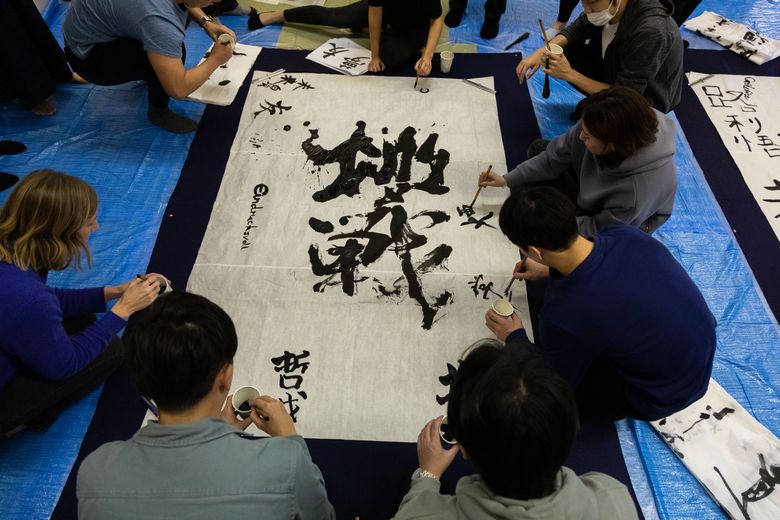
<box><xmin>581</xmin><ymin>86</ymin><xmax>658</xmax><ymax>160</ymax></box>
<box><xmin>0</xmin><ymin>169</ymin><xmax>98</xmax><ymax>271</ymax></box>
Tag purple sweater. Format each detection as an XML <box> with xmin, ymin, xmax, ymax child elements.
<box><xmin>0</xmin><ymin>262</ymin><xmax>126</xmax><ymax>390</ymax></box>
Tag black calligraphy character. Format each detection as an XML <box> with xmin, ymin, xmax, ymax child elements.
<box><xmin>309</xmin><ymin>238</ymin><xmax>368</xmax><ymax>295</ymax></box>
<box><xmin>340</xmin><ymin>56</ymin><xmax>370</xmax><ymax>70</ymax></box>
<box><xmin>714</xmin><ymin>453</ymin><xmax>780</xmax><ymax>520</ymax></box>
<box><xmin>436</xmin><ymin>362</ymin><xmax>459</xmax><ymax>405</ymax></box>
<box><xmin>280</xmin><ymin>392</ymin><xmax>301</xmax><ymax>422</ymax></box>
<box><xmin>725</xmin><ymin>115</ymin><xmax>745</xmax><ymax>132</ymax></box>
<box><xmin>755</xmin><ymin>135</ymin><xmax>779</xmax><ymax>158</ymax></box>
<box><xmin>460</xmin><ymin>210</ymin><xmax>496</xmax><ymax>229</ymax></box>
<box><xmin>456</xmin><ymin>205</ymin><xmax>476</xmax><ymax>218</ymax></box>
<box><xmin>271</xmin><ymin>350</ymin><xmax>311</xmax><ymax>374</ymax></box>
<box><xmin>734</xmin><ymin>134</ymin><xmax>752</xmax><ymax>152</ymax></box>
<box><xmin>293</xmin><ymin>80</ymin><xmax>314</xmax><ymax>90</ymax></box>
<box><xmin>279</xmin><ymin>373</ymin><xmax>304</xmax><ymax>391</ymax></box>
<box><xmin>748</xmin><ymin>117</ymin><xmax>762</xmax><ymax>134</ymax></box>
<box><xmin>279</xmin><ymin>74</ymin><xmax>297</xmax><ymax>85</ymax></box>
<box><xmin>323</xmin><ymin>42</ymin><xmax>349</xmax><ymax>58</ymax></box>
<box><xmin>253</xmin><ymin>100</ymin><xmax>292</xmax><ymax>119</ymax></box>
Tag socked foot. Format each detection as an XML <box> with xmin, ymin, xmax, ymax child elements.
<box><xmin>248</xmin><ymin>8</ymin><xmax>283</xmax><ymax>30</ymax></box>
<box><xmin>480</xmin><ymin>16</ymin><xmax>500</xmax><ymax>39</ymax></box>
<box><xmin>148</xmin><ymin>106</ymin><xmax>198</xmax><ymax>133</ymax></box>
<box><xmin>444</xmin><ymin>10</ymin><xmax>464</xmax><ymax>28</ymax></box>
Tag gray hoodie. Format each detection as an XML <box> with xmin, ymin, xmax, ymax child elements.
<box><xmin>504</xmin><ymin>110</ymin><xmax>677</xmax><ymax>238</ymax></box>
<box><xmin>393</xmin><ymin>467</ymin><xmax>638</xmax><ymax>519</ymax></box>
<box><xmin>560</xmin><ymin>0</ymin><xmax>683</xmax><ymax>112</ymax></box>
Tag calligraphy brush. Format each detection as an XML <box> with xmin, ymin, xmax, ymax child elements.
<box><xmin>468</xmin><ymin>165</ymin><xmax>492</xmax><ymax>209</ymax></box>
<box><xmin>504</xmin><ymin>32</ymin><xmax>530</xmax><ymax>51</ymax></box>
<box><xmin>538</xmin><ymin>19</ymin><xmax>552</xmax><ymax>99</ymax></box>
<box><xmin>504</xmin><ymin>252</ymin><xmax>527</xmax><ymax>293</ymax></box>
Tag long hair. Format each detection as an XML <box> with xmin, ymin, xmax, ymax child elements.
<box><xmin>0</xmin><ymin>169</ymin><xmax>98</xmax><ymax>271</ymax></box>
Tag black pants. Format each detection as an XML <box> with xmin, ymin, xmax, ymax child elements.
<box><xmin>448</xmin><ymin>0</ymin><xmax>506</xmax><ymax>18</ymax></box>
<box><xmin>671</xmin><ymin>0</ymin><xmax>703</xmax><ymax>26</ymax></box>
<box><xmin>0</xmin><ymin>0</ymin><xmax>72</xmax><ymax>107</ymax></box>
<box><xmin>0</xmin><ymin>315</ymin><xmax>124</xmax><ymax>437</ymax></box>
<box><xmin>284</xmin><ymin>1</ymin><xmax>427</xmax><ymax>68</ymax></box>
<box><xmin>575</xmin><ymin>359</ymin><xmax>651</xmax><ymax>420</ymax></box>
<box><xmin>65</xmin><ymin>39</ymin><xmax>186</xmax><ymax>109</ymax></box>
<box><xmin>557</xmin><ymin>0</ymin><xmax>579</xmax><ymax>24</ymax></box>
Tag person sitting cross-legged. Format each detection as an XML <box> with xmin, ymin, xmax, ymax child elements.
<box><xmin>393</xmin><ymin>338</ymin><xmax>638</xmax><ymax>519</ymax></box>
<box><xmin>487</xmin><ymin>187</ymin><xmax>716</xmax><ymax>421</ymax></box>
<box><xmin>77</xmin><ymin>292</ymin><xmax>335</xmax><ymax>519</ymax></box>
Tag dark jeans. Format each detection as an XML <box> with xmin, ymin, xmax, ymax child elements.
<box><xmin>448</xmin><ymin>0</ymin><xmax>507</xmax><ymax>18</ymax></box>
<box><xmin>0</xmin><ymin>315</ymin><xmax>124</xmax><ymax>437</ymax></box>
<box><xmin>284</xmin><ymin>1</ymin><xmax>427</xmax><ymax>68</ymax></box>
<box><xmin>0</xmin><ymin>0</ymin><xmax>72</xmax><ymax>106</ymax></box>
<box><xmin>557</xmin><ymin>0</ymin><xmax>579</xmax><ymax>24</ymax></box>
<box><xmin>65</xmin><ymin>38</ymin><xmax>186</xmax><ymax>109</ymax></box>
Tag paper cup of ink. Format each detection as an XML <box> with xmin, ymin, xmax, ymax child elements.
<box><xmin>155</xmin><ymin>275</ymin><xmax>172</xmax><ymax>295</ymax></box>
<box><xmin>439</xmin><ymin>416</ymin><xmax>457</xmax><ymax>448</ymax></box>
<box><xmin>440</xmin><ymin>51</ymin><xmax>455</xmax><ymax>73</ymax></box>
<box><xmin>232</xmin><ymin>386</ymin><xmax>260</xmax><ymax>418</ymax></box>
<box><xmin>546</xmin><ymin>43</ymin><xmax>564</xmax><ymax>58</ymax></box>
<box><xmin>217</xmin><ymin>33</ymin><xmax>235</xmax><ymax>46</ymax></box>
<box><xmin>491</xmin><ymin>298</ymin><xmax>514</xmax><ymax>319</ymax></box>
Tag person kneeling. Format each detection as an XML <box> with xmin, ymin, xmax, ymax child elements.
<box><xmin>77</xmin><ymin>292</ymin><xmax>335</xmax><ymax>519</ymax></box>
<box><xmin>393</xmin><ymin>339</ymin><xmax>638</xmax><ymax>519</ymax></box>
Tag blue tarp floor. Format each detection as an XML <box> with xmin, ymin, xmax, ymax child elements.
<box><xmin>1</xmin><ymin>1</ymin><xmax>778</xmax><ymax>518</ymax></box>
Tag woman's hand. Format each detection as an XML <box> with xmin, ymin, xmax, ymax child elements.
<box><xmin>416</xmin><ymin>416</ymin><xmax>458</xmax><ymax>478</ymax></box>
<box><xmin>368</xmin><ymin>56</ymin><xmax>385</xmax><ymax>73</ymax></box>
<box><xmin>415</xmin><ymin>56</ymin><xmax>433</xmax><ymax>77</ymax></box>
<box><xmin>110</xmin><ymin>276</ymin><xmax>159</xmax><ymax>319</ymax></box>
<box><xmin>516</xmin><ymin>47</ymin><xmax>546</xmax><ymax>83</ymax></box>
<box><xmin>249</xmin><ymin>396</ymin><xmax>297</xmax><ymax>437</ymax></box>
<box><xmin>543</xmin><ymin>50</ymin><xmax>573</xmax><ymax>80</ymax></box>
<box><xmin>479</xmin><ymin>169</ymin><xmax>507</xmax><ymax>188</ymax></box>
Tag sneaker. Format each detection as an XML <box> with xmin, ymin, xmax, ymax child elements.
<box><xmin>480</xmin><ymin>16</ymin><xmax>500</xmax><ymax>39</ymax></box>
<box><xmin>444</xmin><ymin>10</ymin><xmax>464</xmax><ymax>28</ymax></box>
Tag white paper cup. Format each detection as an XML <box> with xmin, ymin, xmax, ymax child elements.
<box><xmin>491</xmin><ymin>298</ymin><xmax>514</xmax><ymax>318</ymax></box>
<box><xmin>546</xmin><ymin>43</ymin><xmax>564</xmax><ymax>57</ymax></box>
<box><xmin>217</xmin><ymin>33</ymin><xmax>236</xmax><ymax>46</ymax></box>
<box><xmin>439</xmin><ymin>416</ymin><xmax>457</xmax><ymax>445</ymax></box>
<box><xmin>440</xmin><ymin>51</ymin><xmax>455</xmax><ymax>73</ymax></box>
<box><xmin>155</xmin><ymin>275</ymin><xmax>173</xmax><ymax>295</ymax></box>
<box><xmin>232</xmin><ymin>386</ymin><xmax>260</xmax><ymax>418</ymax></box>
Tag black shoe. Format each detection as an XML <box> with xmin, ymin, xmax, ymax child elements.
<box><xmin>248</xmin><ymin>7</ymin><xmax>265</xmax><ymax>31</ymax></box>
<box><xmin>0</xmin><ymin>172</ymin><xmax>19</xmax><ymax>192</ymax></box>
<box><xmin>0</xmin><ymin>140</ymin><xmax>27</xmax><ymax>156</ymax></box>
<box><xmin>444</xmin><ymin>9</ymin><xmax>464</xmax><ymax>28</ymax></box>
<box><xmin>148</xmin><ymin>107</ymin><xmax>198</xmax><ymax>133</ymax></box>
<box><xmin>480</xmin><ymin>16</ymin><xmax>500</xmax><ymax>39</ymax></box>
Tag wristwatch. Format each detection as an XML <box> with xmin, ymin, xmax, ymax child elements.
<box><xmin>199</xmin><ymin>14</ymin><xmax>214</xmax><ymax>27</ymax></box>
<box><xmin>411</xmin><ymin>468</ymin><xmax>439</xmax><ymax>481</ymax></box>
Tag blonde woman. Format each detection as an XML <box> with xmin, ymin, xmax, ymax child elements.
<box><xmin>0</xmin><ymin>170</ymin><xmax>159</xmax><ymax>436</ymax></box>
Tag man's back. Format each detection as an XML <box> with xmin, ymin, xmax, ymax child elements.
<box><xmin>77</xmin><ymin>418</ymin><xmax>334</xmax><ymax>519</ymax></box>
<box><xmin>539</xmin><ymin>225</ymin><xmax>716</xmax><ymax>419</ymax></box>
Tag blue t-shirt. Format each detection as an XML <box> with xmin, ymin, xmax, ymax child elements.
<box><xmin>64</xmin><ymin>0</ymin><xmax>188</xmax><ymax>59</ymax></box>
<box><xmin>522</xmin><ymin>225</ymin><xmax>716</xmax><ymax>419</ymax></box>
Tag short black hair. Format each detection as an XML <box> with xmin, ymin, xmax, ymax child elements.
<box><xmin>498</xmin><ymin>187</ymin><xmax>579</xmax><ymax>251</ymax></box>
<box><xmin>447</xmin><ymin>340</ymin><xmax>578</xmax><ymax>500</ymax></box>
<box><xmin>125</xmin><ymin>292</ymin><xmax>238</xmax><ymax>412</ymax></box>
<box><xmin>581</xmin><ymin>86</ymin><xmax>658</xmax><ymax>161</ymax></box>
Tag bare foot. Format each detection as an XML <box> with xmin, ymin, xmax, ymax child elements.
<box><xmin>70</xmin><ymin>72</ymin><xmax>89</xmax><ymax>84</ymax></box>
<box><xmin>26</xmin><ymin>99</ymin><xmax>56</xmax><ymax>116</ymax></box>
<box><xmin>260</xmin><ymin>11</ymin><xmax>284</xmax><ymax>25</ymax></box>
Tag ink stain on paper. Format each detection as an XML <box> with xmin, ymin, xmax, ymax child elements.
<box><xmin>218</xmin><ymin>80</ymin><xmax>231</xmax><ymax>86</ymax></box>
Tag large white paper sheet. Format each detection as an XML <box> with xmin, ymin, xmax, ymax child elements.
<box><xmin>687</xmin><ymin>72</ymin><xmax>780</xmax><ymax>241</ymax></box>
<box><xmin>188</xmin><ymin>72</ymin><xmax>529</xmax><ymax>442</ymax></box>
<box><xmin>188</xmin><ymin>43</ymin><xmax>262</xmax><ymax>106</ymax></box>
<box><xmin>684</xmin><ymin>12</ymin><xmax>780</xmax><ymax>65</ymax></box>
<box><xmin>306</xmin><ymin>38</ymin><xmax>372</xmax><ymax>76</ymax></box>
<box><xmin>652</xmin><ymin>380</ymin><xmax>780</xmax><ymax>520</ymax></box>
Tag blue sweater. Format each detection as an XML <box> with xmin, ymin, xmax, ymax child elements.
<box><xmin>512</xmin><ymin>225</ymin><xmax>716</xmax><ymax>419</ymax></box>
<box><xmin>0</xmin><ymin>262</ymin><xmax>126</xmax><ymax>390</ymax></box>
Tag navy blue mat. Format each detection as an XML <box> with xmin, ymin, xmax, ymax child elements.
<box><xmin>676</xmin><ymin>49</ymin><xmax>780</xmax><ymax>322</ymax></box>
<box><xmin>53</xmin><ymin>49</ymin><xmax>640</xmax><ymax>520</ymax></box>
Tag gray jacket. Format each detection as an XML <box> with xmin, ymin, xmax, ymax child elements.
<box><xmin>393</xmin><ymin>467</ymin><xmax>638</xmax><ymax>519</ymax></box>
<box><xmin>560</xmin><ymin>0</ymin><xmax>683</xmax><ymax>112</ymax></box>
<box><xmin>505</xmin><ymin>110</ymin><xmax>677</xmax><ymax>237</ymax></box>
<box><xmin>77</xmin><ymin>418</ymin><xmax>335</xmax><ymax>520</ymax></box>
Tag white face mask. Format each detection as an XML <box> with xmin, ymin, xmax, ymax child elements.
<box><xmin>586</xmin><ymin>0</ymin><xmax>620</xmax><ymax>26</ymax></box>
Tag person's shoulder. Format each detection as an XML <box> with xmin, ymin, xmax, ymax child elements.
<box><xmin>0</xmin><ymin>264</ymin><xmax>53</xmax><ymax>310</ymax></box>
<box><xmin>77</xmin><ymin>440</ymin><xmax>132</xmax><ymax>488</ymax></box>
<box><xmin>578</xmin><ymin>471</ymin><xmax>639</xmax><ymax>519</ymax></box>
